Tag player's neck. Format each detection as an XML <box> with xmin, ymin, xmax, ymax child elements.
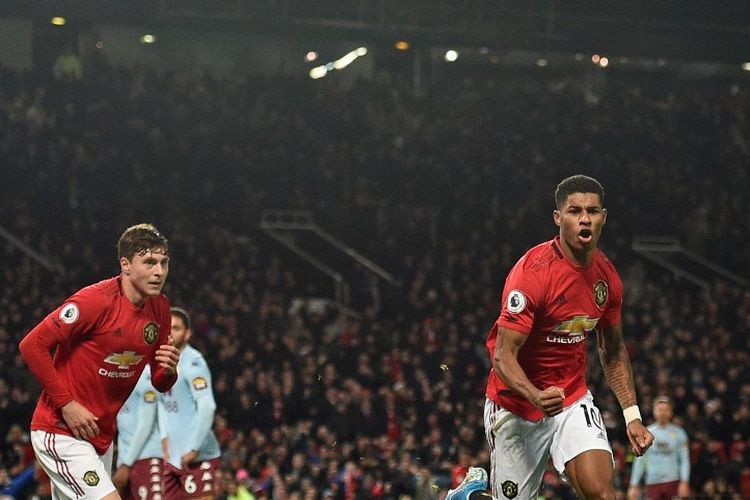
<box><xmin>559</xmin><ymin>239</ymin><xmax>595</xmax><ymax>267</ymax></box>
<box><xmin>120</xmin><ymin>274</ymin><xmax>147</xmax><ymax>308</ymax></box>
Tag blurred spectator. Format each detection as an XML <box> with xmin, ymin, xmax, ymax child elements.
<box><xmin>52</xmin><ymin>45</ymin><xmax>83</xmax><ymax>81</ymax></box>
<box><xmin>628</xmin><ymin>396</ymin><xmax>690</xmax><ymax>499</ymax></box>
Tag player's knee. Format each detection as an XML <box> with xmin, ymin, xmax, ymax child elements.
<box><xmin>577</xmin><ymin>480</ymin><xmax>615</xmax><ymax>500</ymax></box>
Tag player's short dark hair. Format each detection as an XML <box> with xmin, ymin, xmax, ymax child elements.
<box><xmin>170</xmin><ymin>306</ymin><xmax>191</xmax><ymax>331</ymax></box>
<box><xmin>117</xmin><ymin>223</ymin><xmax>168</xmax><ymax>260</ymax></box>
<box><xmin>554</xmin><ymin>175</ymin><xmax>605</xmax><ymax>209</ymax></box>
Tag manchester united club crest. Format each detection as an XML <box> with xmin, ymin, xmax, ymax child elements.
<box><xmin>143</xmin><ymin>322</ymin><xmax>159</xmax><ymax>345</ymax></box>
<box><xmin>594</xmin><ymin>280</ymin><xmax>608</xmax><ymax>308</ymax></box>
<box><xmin>501</xmin><ymin>480</ymin><xmax>518</xmax><ymax>499</ymax></box>
<box><xmin>83</xmin><ymin>470</ymin><xmax>100</xmax><ymax>486</ymax></box>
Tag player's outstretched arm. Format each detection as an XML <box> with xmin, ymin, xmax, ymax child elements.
<box><xmin>597</xmin><ymin>324</ymin><xmax>654</xmax><ymax>456</ymax></box>
<box><xmin>493</xmin><ymin>327</ymin><xmax>565</xmax><ymax>417</ymax></box>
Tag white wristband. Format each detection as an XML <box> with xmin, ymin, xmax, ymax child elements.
<box><xmin>623</xmin><ymin>405</ymin><xmax>642</xmax><ymax>425</ymax></box>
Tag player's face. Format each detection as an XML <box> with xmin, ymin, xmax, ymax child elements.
<box><xmin>170</xmin><ymin>314</ymin><xmax>191</xmax><ymax>348</ymax></box>
<box><xmin>121</xmin><ymin>247</ymin><xmax>169</xmax><ymax>299</ymax></box>
<box><xmin>554</xmin><ymin>192</ymin><xmax>607</xmax><ymax>256</ymax></box>
<box><xmin>654</xmin><ymin>402</ymin><xmax>673</xmax><ymax>425</ymax></box>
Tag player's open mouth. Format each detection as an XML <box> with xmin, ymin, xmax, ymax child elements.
<box><xmin>578</xmin><ymin>229</ymin><xmax>593</xmax><ymax>243</ymax></box>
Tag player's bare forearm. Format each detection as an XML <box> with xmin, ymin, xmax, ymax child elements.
<box><xmin>493</xmin><ymin>353</ymin><xmax>540</xmax><ymax>403</ymax></box>
<box><xmin>493</xmin><ymin>329</ymin><xmax>539</xmax><ymax>402</ymax></box>
<box><xmin>494</xmin><ymin>327</ymin><xmax>565</xmax><ymax>415</ymax></box>
<box><xmin>597</xmin><ymin>324</ymin><xmax>637</xmax><ymax>409</ymax></box>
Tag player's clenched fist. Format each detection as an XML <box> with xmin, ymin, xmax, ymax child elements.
<box><xmin>61</xmin><ymin>400</ymin><xmax>101</xmax><ymax>440</ymax></box>
<box><xmin>155</xmin><ymin>339</ymin><xmax>180</xmax><ymax>375</ymax></box>
<box><xmin>533</xmin><ymin>386</ymin><xmax>565</xmax><ymax>417</ymax></box>
<box><xmin>626</xmin><ymin>420</ymin><xmax>654</xmax><ymax>456</ymax></box>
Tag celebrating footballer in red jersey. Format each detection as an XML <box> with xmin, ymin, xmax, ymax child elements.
<box><xmin>478</xmin><ymin>176</ymin><xmax>654</xmax><ymax>500</ymax></box>
<box><xmin>19</xmin><ymin>223</ymin><xmax>180</xmax><ymax>500</ymax></box>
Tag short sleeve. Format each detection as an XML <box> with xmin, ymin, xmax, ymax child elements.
<box><xmin>599</xmin><ymin>267</ymin><xmax>623</xmax><ymax>329</ymax></box>
<box><xmin>496</xmin><ymin>259</ymin><xmax>546</xmax><ymax>335</ymax></box>
<box><xmin>181</xmin><ymin>355</ymin><xmax>214</xmax><ymax>401</ymax></box>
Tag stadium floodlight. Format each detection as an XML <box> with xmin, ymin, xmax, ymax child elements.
<box><xmin>599</xmin><ymin>57</ymin><xmax>609</xmax><ymax>68</ymax></box>
<box><xmin>309</xmin><ymin>47</ymin><xmax>368</xmax><ymax>79</ymax></box>
<box><xmin>592</xmin><ymin>54</ymin><xmax>600</xmax><ymax>64</ymax></box>
<box><xmin>305</xmin><ymin>51</ymin><xmax>318</xmax><ymax>62</ymax></box>
<box><xmin>395</xmin><ymin>41</ymin><xmax>409</xmax><ymax>51</ymax></box>
<box><xmin>309</xmin><ymin>66</ymin><xmax>328</xmax><ymax>79</ymax></box>
<box><xmin>445</xmin><ymin>50</ymin><xmax>458</xmax><ymax>62</ymax></box>
<box><xmin>743</xmin><ymin>63</ymin><xmax>750</xmax><ymax>71</ymax></box>
<box><xmin>50</xmin><ymin>17</ymin><xmax>66</xmax><ymax>26</ymax></box>
<box><xmin>140</xmin><ymin>34</ymin><xmax>156</xmax><ymax>44</ymax></box>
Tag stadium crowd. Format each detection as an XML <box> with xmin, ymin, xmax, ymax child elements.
<box><xmin>1</xmin><ymin>59</ymin><xmax>750</xmax><ymax>498</ymax></box>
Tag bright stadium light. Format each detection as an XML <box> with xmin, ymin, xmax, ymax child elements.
<box><xmin>445</xmin><ymin>50</ymin><xmax>458</xmax><ymax>62</ymax></box>
<box><xmin>592</xmin><ymin>54</ymin><xmax>600</xmax><ymax>64</ymax></box>
<box><xmin>742</xmin><ymin>62</ymin><xmax>750</xmax><ymax>71</ymax></box>
<box><xmin>599</xmin><ymin>57</ymin><xmax>609</xmax><ymax>68</ymax></box>
<box><xmin>50</xmin><ymin>16</ymin><xmax>66</xmax><ymax>26</ymax></box>
<box><xmin>395</xmin><ymin>40</ymin><xmax>409</xmax><ymax>51</ymax></box>
<box><xmin>140</xmin><ymin>34</ymin><xmax>156</xmax><ymax>44</ymax></box>
<box><xmin>333</xmin><ymin>50</ymin><xmax>358</xmax><ymax>70</ymax></box>
<box><xmin>309</xmin><ymin>66</ymin><xmax>328</xmax><ymax>79</ymax></box>
<box><xmin>309</xmin><ymin>47</ymin><xmax>368</xmax><ymax>79</ymax></box>
<box><xmin>305</xmin><ymin>51</ymin><xmax>318</xmax><ymax>62</ymax></box>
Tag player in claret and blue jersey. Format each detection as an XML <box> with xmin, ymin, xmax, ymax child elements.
<box><xmin>158</xmin><ymin>307</ymin><xmax>221</xmax><ymax>500</ymax></box>
<box><xmin>114</xmin><ymin>365</ymin><xmax>165</xmax><ymax>500</ymax></box>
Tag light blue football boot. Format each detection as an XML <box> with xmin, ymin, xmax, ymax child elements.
<box><xmin>446</xmin><ymin>467</ymin><xmax>489</xmax><ymax>500</ymax></box>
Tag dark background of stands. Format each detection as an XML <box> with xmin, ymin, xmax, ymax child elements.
<box><xmin>1</xmin><ymin>3</ymin><xmax>750</xmax><ymax>499</ymax></box>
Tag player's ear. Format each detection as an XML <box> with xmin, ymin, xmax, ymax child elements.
<box><xmin>553</xmin><ymin>210</ymin><xmax>561</xmax><ymax>227</ymax></box>
<box><xmin>120</xmin><ymin>256</ymin><xmax>131</xmax><ymax>275</ymax></box>
<box><xmin>602</xmin><ymin>208</ymin><xmax>608</xmax><ymax>225</ymax></box>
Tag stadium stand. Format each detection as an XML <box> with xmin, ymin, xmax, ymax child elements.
<box><xmin>1</xmin><ymin>60</ymin><xmax>749</xmax><ymax>498</ymax></box>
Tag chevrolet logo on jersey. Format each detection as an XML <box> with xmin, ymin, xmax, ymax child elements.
<box><xmin>552</xmin><ymin>315</ymin><xmax>599</xmax><ymax>336</ymax></box>
<box><xmin>105</xmin><ymin>351</ymin><xmax>145</xmax><ymax>369</ymax></box>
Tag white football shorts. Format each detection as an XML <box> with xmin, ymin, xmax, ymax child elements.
<box><xmin>484</xmin><ymin>391</ymin><xmax>613</xmax><ymax>500</ymax></box>
<box><xmin>31</xmin><ymin>430</ymin><xmax>116</xmax><ymax>499</ymax></box>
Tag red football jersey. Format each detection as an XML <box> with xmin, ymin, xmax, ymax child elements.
<box><xmin>485</xmin><ymin>237</ymin><xmax>623</xmax><ymax>421</ymax></box>
<box><xmin>20</xmin><ymin>276</ymin><xmax>175</xmax><ymax>454</ymax></box>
